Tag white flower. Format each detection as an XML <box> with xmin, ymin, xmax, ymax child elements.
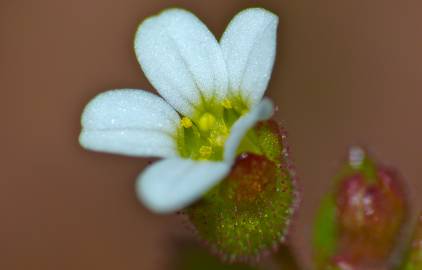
<box><xmin>79</xmin><ymin>8</ymin><xmax>278</xmax><ymax>213</ymax></box>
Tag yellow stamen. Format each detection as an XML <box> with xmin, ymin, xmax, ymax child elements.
<box><xmin>180</xmin><ymin>117</ymin><xmax>193</xmax><ymax>128</ymax></box>
<box><xmin>199</xmin><ymin>145</ymin><xmax>213</xmax><ymax>158</ymax></box>
<box><xmin>222</xmin><ymin>99</ymin><xmax>233</xmax><ymax>109</ymax></box>
<box><xmin>198</xmin><ymin>112</ymin><xmax>216</xmax><ymax>132</ymax></box>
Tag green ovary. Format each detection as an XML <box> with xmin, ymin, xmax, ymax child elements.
<box><xmin>176</xmin><ymin>96</ymin><xmax>251</xmax><ymax>161</ymax></box>
<box><xmin>175</xmin><ymin>95</ymin><xmax>297</xmax><ymax>260</ymax></box>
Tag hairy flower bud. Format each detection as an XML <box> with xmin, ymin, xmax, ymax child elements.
<box><xmin>313</xmin><ymin>147</ymin><xmax>407</xmax><ymax>269</ymax></box>
<box><xmin>336</xmin><ymin>167</ymin><xmax>406</xmax><ymax>263</ymax></box>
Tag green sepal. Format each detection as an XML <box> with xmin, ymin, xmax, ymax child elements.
<box><xmin>312</xmin><ymin>195</ymin><xmax>338</xmax><ymax>269</ymax></box>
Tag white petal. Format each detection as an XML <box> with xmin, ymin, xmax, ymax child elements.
<box><xmin>136</xmin><ymin>158</ymin><xmax>231</xmax><ymax>213</ymax></box>
<box><xmin>134</xmin><ymin>8</ymin><xmax>228</xmax><ymax>117</ymax></box>
<box><xmin>220</xmin><ymin>8</ymin><xmax>278</xmax><ymax>105</ymax></box>
<box><xmin>79</xmin><ymin>89</ymin><xmax>180</xmax><ymax>158</ymax></box>
<box><xmin>224</xmin><ymin>98</ymin><xmax>274</xmax><ymax>162</ymax></box>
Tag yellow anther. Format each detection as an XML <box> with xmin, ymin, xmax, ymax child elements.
<box><xmin>180</xmin><ymin>117</ymin><xmax>192</xmax><ymax>128</ymax></box>
<box><xmin>222</xmin><ymin>99</ymin><xmax>233</xmax><ymax>109</ymax></box>
<box><xmin>208</xmin><ymin>122</ymin><xmax>228</xmax><ymax>147</ymax></box>
<box><xmin>199</xmin><ymin>145</ymin><xmax>213</xmax><ymax>158</ymax></box>
<box><xmin>198</xmin><ymin>112</ymin><xmax>216</xmax><ymax>132</ymax></box>
<box><xmin>214</xmin><ymin>135</ymin><xmax>226</xmax><ymax>147</ymax></box>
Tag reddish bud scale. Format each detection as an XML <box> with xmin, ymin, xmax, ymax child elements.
<box><xmin>185</xmin><ymin>120</ymin><xmax>298</xmax><ymax>262</ymax></box>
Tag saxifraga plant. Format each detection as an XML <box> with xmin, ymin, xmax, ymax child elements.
<box><xmin>78</xmin><ymin>7</ymin><xmax>419</xmax><ymax>270</ymax></box>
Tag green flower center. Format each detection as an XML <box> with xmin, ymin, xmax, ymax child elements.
<box><xmin>176</xmin><ymin>96</ymin><xmax>253</xmax><ymax>161</ymax></box>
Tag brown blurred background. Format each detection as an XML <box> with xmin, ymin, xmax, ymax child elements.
<box><xmin>2</xmin><ymin>0</ymin><xmax>421</xmax><ymax>269</ymax></box>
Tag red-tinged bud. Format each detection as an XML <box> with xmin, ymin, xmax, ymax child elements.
<box><xmin>336</xmin><ymin>167</ymin><xmax>406</xmax><ymax>263</ymax></box>
<box><xmin>313</xmin><ymin>147</ymin><xmax>408</xmax><ymax>269</ymax></box>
